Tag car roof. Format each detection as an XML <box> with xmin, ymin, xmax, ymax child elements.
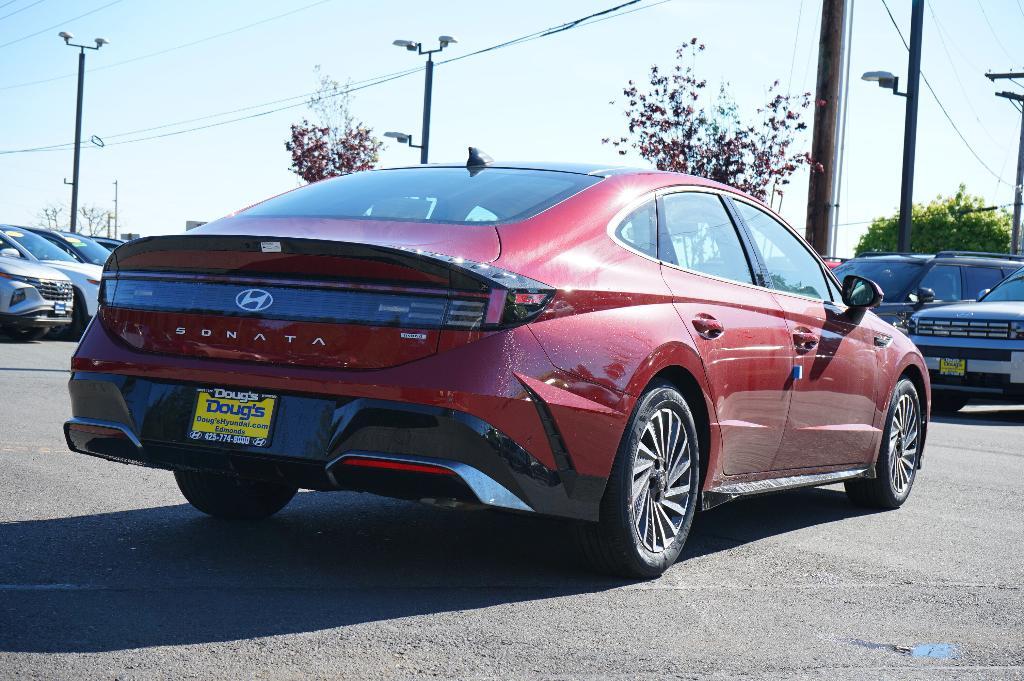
<box><xmin>853</xmin><ymin>251</ymin><xmax>1024</xmax><ymax>266</ymax></box>
<box><xmin>380</xmin><ymin>161</ymin><xmax>659</xmax><ymax>178</ymax></box>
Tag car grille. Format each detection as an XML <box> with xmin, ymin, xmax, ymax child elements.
<box><xmin>915</xmin><ymin>318</ymin><xmax>1011</xmax><ymax>339</ymax></box>
<box><xmin>24</xmin><ymin>277</ymin><xmax>74</xmax><ymax>302</ymax></box>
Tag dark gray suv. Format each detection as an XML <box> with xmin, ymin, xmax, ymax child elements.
<box><xmin>833</xmin><ymin>251</ymin><xmax>1024</xmax><ymax>330</ymax></box>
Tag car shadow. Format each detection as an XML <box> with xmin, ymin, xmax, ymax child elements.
<box><xmin>931</xmin><ymin>403</ymin><xmax>1024</xmax><ymax>425</ymax></box>
<box><xmin>0</xmin><ymin>486</ymin><xmax>869</xmax><ymax>653</ymax></box>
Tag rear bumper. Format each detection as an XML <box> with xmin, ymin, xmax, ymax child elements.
<box><xmin>64</xmin><ymin>368</ymin><xmax>610</xmax><ymax>520</ymax></box>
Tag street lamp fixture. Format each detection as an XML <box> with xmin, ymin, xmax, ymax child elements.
<box><xmin>861</xmin><ymin>70</ymin><xmax>906</xmax><ymax>97</ymax></box>
<box><xmin>384</xmin><ymin>131</ymin><xmax>422</xmax><ymax>149</ymax></box>
<box><xmin>390</xmin><ymin>35</ymin><xmax>458</xmax><ymax>163</ymax></box>
<box><xmin>59</xmin><ymin>29</ymin><xmax>109</xmax><ymax>233</ymax></box>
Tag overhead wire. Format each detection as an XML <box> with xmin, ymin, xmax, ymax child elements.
<box><xmin>0</xmin><ymin>0</ymin><xmax>335</xmax><ymax>91</ymax></box>
<box><xmin>880</xmin><ymin>0</ymin><xmax>1010</xmax><ymax>187</ymax></box>
<box><xmin>0</xmin><ymin>0</ymin><xmax>45</xmax><ymax>22</ymax></box>
<box><xmin>0</xmin><ymin>0</ymin><xmax>675</xmax><ymax>155</ymax></box>
<box><xmin>0</xmin><ymin>0</ymin><xmax>121</xmax><ymax>50</ymax></box>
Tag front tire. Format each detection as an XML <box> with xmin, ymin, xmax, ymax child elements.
<box><xmin>174</xmin><ymin>470</ymin><xmax>297</xmax><ymax>520</ymax></box>
<box><xmin>845</xmin><ymin>377</ymin><xmax>923</xmax><ymax>509</ymax></box>
<box><xmin>575</xmin><ymin>381</ymin><xmax>700</xmax><ymax>579</ymax></box>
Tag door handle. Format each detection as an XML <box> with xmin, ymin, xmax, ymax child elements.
<box><xmin>692</xmin><ymin>314</ymin><xmax>725</xmax><ymax>339</ymax></box>
<box><xmin>793</xmin><ymin>328</ymin><xmax>818</xmax><ymax>351</ymax></box>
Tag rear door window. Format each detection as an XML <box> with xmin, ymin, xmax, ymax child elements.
<box><xmin>658</xmin><ymin>192</ymin><xmax>754</xmax><ymax>284</ymax></box>
<box><xmin>919</xmin><ymin>265</ymin><xmax>961</xmax><ymax>301</ymax></box>
<box><xmin>963</xmin><ymin>267</ymin><xmax>1005</xmax><ymax>300</ymax></box>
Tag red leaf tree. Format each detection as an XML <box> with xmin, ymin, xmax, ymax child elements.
<box><xmin>286</xmin><ymin>67</ymin><xmax>383</xmax><ymax>183</ymax></box>
<box><xmin>605</xmin><ymin>39</ymin><xmax>812</xmax><ymax>203</ymax></box>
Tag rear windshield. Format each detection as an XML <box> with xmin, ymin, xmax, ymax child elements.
<box><xmin>243</xmin><ymin>167</ymin><xmax>602</xmax><ymax>224</ymax></box>
<box><xmin>834</xmin><ymin>259</ymin><xmax>924</xmax><ymax>299</ymax></box>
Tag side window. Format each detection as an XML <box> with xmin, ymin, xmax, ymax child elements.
<box><xmin>919</xmin><ymin>265</ymin><xmax>961</xmax><ymax>301</ymax></box>
<box><xmin>613</xmin><ymin>200</ymin><xmax>657</xmax><ymax>257</ymax></box>
<box><xmin>734</xmin><ymin>201</ymin><xmax>830</xmax><ymax>300</ymax></box>
<box><xmin>963</xmin><ymin>267</ymin><xmax>1004</xmax><ymax>300</ymax></box>
<box><xmin>658</xmin><ymin>193</ymin><xmax>753</xmax><ymax>284</ymax></box>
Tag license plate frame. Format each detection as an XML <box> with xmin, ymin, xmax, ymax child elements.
<box><xmin>188</xmin><ymin>387</ymin><xmax>278</xmax><ymax>448</ymax></box>
<box><xmin>53</xmin><ymin>302</ymin><xmax>66</xmax><ymax>315</ymax></box>
<box><xmin>939</xmin><ymin>358</ymin><xmax>966</xmax><ymax>377</ymax></box>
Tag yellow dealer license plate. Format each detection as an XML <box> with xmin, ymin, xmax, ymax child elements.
<box><xmin>939</xmin><ymin>358</ymin><xmax>966</xmax><ymax>376</ymax></box>
<box><xmin>188</xmin><ymin>388</ymin><xmax>277</xmax><ymax>448</ymax></box>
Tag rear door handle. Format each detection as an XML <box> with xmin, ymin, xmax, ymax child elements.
<box><xmin>692</xmin><ymin>314</ymin><xmax>725</xmax><ymax>339</ymax></box>
<box><xmin>793</xmin><ymin>328</ymin><xmax>818</xmax><ymax>351</ymax></box>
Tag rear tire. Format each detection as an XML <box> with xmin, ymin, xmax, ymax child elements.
<box><xmin>2</xmin><ymin>326</ymin><xmax>48</xmax><ymax>341</ymax></box>
<box><xmin>845</xmin><ymin>377</ymin><xmax>922</xmax><ymax>509</ymax></box>
<box><xmin>931</xmin><ymin>392</ymin><xmax>968</xmax><ymax>413</ymax></box>
<box><xmin>174</xmin><ymin>470</ymin><xmax>296</xmax><ymax>520</ymax></box>
<box><xmin>575</xmin><ymin>380</ymin><xmax>700</xmax><ymax>579</ymax></box>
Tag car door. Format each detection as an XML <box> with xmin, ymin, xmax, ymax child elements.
<box><xmin>731</xmin><ymin>198</ymin><xmax>880</xmax><ymax>471</ymax></box>
<box><xmin>656</xmin><ymin>190</ymin><xmax>795</xmax><ymax>475</ymax></box>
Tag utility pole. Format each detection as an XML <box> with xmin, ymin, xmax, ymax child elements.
<box><xmin>59</xmin><ymin>32</ymin><xmax>109</xmax><ymax>233</ymax></box>
<box><xmin>805</xmin><ymin>0</ymin><xmax>848</xmax><ymax>256</ymax></box>
<box><xmin>896</xmin><ymin>0</ymin><xmax>925</xmax><ymax>253</ymax></box>
<box><xmin>986</xmin><ymin>72</ymin><xmax>1024</xmax><ymax>255</ymax></box>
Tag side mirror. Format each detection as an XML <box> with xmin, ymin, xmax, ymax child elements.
<box><xmin>842</xmin><ymin>274</ymin><xmax>883</xmax><ymax>309</ymax></box>
<box><xmin>0</xmin><ymin>247</ymin><xmax>21</xmax><ymax>258</ymax></box>
<box><xmin>915</xmin><ymin>286</ymin><xmax>935</xmax><ymax>305</ymax></box>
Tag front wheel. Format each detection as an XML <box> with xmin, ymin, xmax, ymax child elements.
<box><xmin>174</xmin><ymin>470</ymin><xmax>297</xmax><ymax>520</ymax></box>
<box><xmin>845</xmin><ymin>377</ymin><xmax>923</xmax><ymax>509</ymax></box>
<box><xmin>575</xmin><ymin>381</ymin><xmax>700</xmax><ymax>579</ymax></box>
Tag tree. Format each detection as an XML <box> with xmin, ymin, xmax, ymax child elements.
<box><xmin>855</xmin><ymin>185</ymin><xmax>1011</xmax><ymax>255</ymax></box>
<box><xmin>76</xmin><ymin>204</ymin><xmax>112</xmax><ymax>236</ymax></box>
<box><xmin>37</xmin><ymin>203</ymin><xmax>66</xmax><ymax>230</ymax></box>
<box><xmin>605</xmin><ymin>38</ymin><xmax>812</xmax><ymax>204</ymax></box>
<box><xmin>285</xmin><ymin>66</ymin><xmax>383</xmax><ymax>183</ymax></box>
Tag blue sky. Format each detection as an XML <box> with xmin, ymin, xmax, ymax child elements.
<box><xmin>1</xmin><ymin>0</ymin><xmax>1023</xmax><ymax>256</ymax></box>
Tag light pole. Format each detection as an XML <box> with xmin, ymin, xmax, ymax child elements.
<box><xmin>59</xmin><ymin>31</ymin><xmax>109</xmax><ymax>233</ymax></box>
<box><xmin>861</xmin><ymin>0</ymin><xmax>924</xmax><ymax>253</ymax></box>
<box><xmin>383</xmin><ymin>131</ymin><xmax>422</xmax><ymax>153</ymax></box>
<box><xmin>391</xmin><ymin>36</ymin><xmax>457</xmax><ymax>164</ymax></box>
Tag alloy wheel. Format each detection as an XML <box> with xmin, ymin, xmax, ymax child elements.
<box><xmin>630</xmin><ymin>406</ymin><xmax>692</xmax><ymax>553</ymax></box>
<box><xmin>889</xmin><ymin>393</ymin><xmax>920</xmax><ymax>495</ymax></box>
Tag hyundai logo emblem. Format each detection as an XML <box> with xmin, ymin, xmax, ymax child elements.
<box><xmin>235</xmin><ymin>288</ymin><xmax>274</xmax><ymax>312</ymax></box>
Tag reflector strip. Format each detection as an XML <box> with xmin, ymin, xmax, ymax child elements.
<box><xmin>341</xmin><ymin>456</ymin><xmax>456</xmax><ymax>476</ymax></box>
<box><xmin>67</xmin><ymin>423</ymin><xmax>130</xmax><ymax>438</ymax></box>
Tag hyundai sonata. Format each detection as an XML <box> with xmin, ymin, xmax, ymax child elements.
<box><xmin>64</xmin><ymin>152</ymin><xmax>929</xmax><ymax>577</ymax></box>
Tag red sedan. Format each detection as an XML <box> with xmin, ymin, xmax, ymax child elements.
<box><xmin>65</xmin><ymin>153</ymin><xmax>929</xmax><ymax>578</ymax></box>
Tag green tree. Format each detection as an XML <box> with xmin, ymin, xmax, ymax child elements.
<box><xmin>856</xmin><ymin>185</ymin><xmax>1011</xmax><ymax>255</ymax></box>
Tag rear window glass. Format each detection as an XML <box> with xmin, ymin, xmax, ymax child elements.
<box><xmin>834</xmin><ymin>259</ymin><xmax>923</xmax><ymax>299</ymax></box>
<box><xmin>243</xmin><ymin>168</ymin><xmax>602</xmax><ymax>224</ymax></box>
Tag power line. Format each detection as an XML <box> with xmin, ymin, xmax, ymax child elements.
<box><xmin>881</xmin><ymin>0</ymin><xmax>1010</xmax><ymax>187</ymax></box>
<box><xmin>0</xmin><ymin>0</ymin><xmax>121</xmax><ymax>50</ymax></box>
<box><xmin>928</xmin><ymin>2</ymin><xmax>1000</xmax><ymax>146</ymax></box>
<box><xmin>0</xmin><ymin>0</ymin><xmax>674</xmax><ymax>155</ymax></box>
<box><xmin>976</xmin><ymin>0</ymin><xmax>1017</xmax><ymax>65</ymax></box>
<box><xmin>0</xmin><ymin>0</ymin><xmax>45</xmax><ymax>22</ymax></box>
<box><xmin>786</xmin><ymin>0</ymin><xmax>806</xmax><ymax>95</ymax></box>
<box><xmin>0</xmin><ymin>0</ymin><xmax>334</xmax><ymax>92</ymax></box>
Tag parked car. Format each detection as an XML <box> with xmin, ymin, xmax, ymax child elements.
<box><xmin>908</xmin><ymin>265</ymin><xmax>1024</xmax><ymax>412</ymax></box>
<box><xmin>0</xmin><ymin>248</ymin><xmax>74</xmax><ymax>340</ymax></box>
<box><xmin>63</xmin><ymin>157</ymin><xmax>929</xmax><ymax>578</ymax></box>
<box><xmin>0</xmin><ymin>225</ymin><xmax>101</xmax><ymax>338</ymax></box>
<box><xmin>89</xmin><ymin>236</ymin><xmax>124</xmax><ymax>250</ymax></box>
<box><xmin>833</xmin><ymin>251</ymin><xmax>1024</xmax><ymax>329</ymax></box>
<box><xmin>25</xmin><ymin>227</ymin><xmax>113</xmax><ymax>266</ymax></box>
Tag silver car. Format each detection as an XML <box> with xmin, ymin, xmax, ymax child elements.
<box><xmin>0</xmin><ymin>225</ymin><xmax>101</xmax><ymax>338</ymax></box>
<box><xmin>0</xmin><ymin>247</ymin><xmax>74</xmax><ymax>341</ymax></box>
<box><xmin>908</xmin><ymin>266</ymin><xmax>1024</xmax><ymax>412</ymax></box>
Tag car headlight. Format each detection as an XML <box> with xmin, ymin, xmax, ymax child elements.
<box><xmin>906</xmin><ymin>316</ymin><xmax>918</xmax><ymax>333</ymax></box>
<box><xmin>0</xmin><ymin>272</ymin><xmax>28</xmax><ymax>284</ymax></box>
<box><xmin>1011</xmin><ymin>321</ymin><xmax>1024</xmax><ymax>339</ymax></box>
<box><xmin>10</xmin><ymin>288</ymin><xmax>26</xmax><ymax>306</ymax></box>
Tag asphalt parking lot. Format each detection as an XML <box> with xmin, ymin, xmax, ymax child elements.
<box><xmin>1</xmin><ymin>339</ymin><xmax>1022</xmax><ymax>680</ymax></box>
